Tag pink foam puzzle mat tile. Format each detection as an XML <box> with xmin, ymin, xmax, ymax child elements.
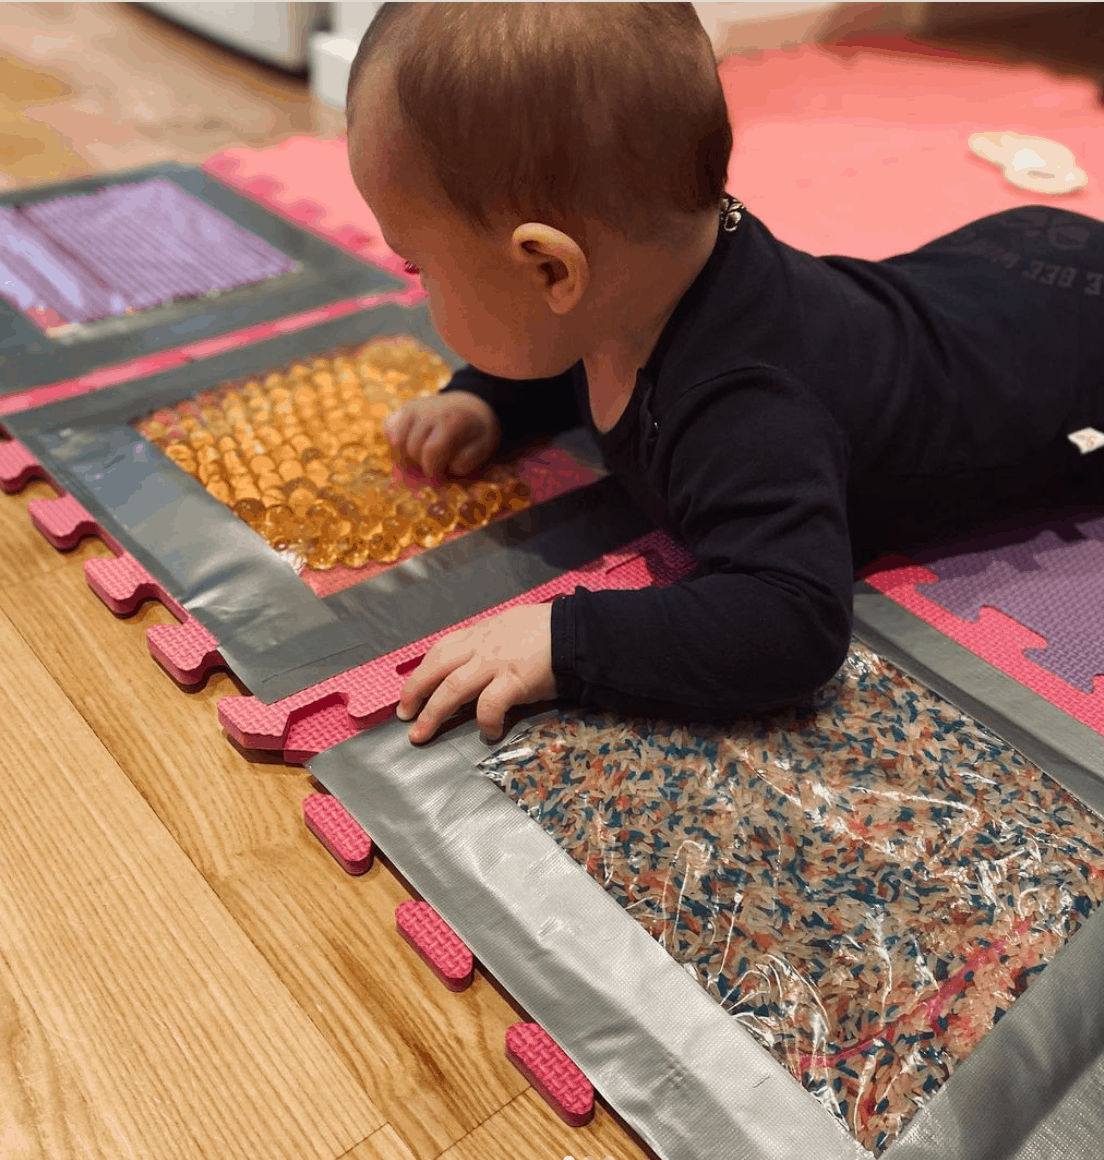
<box><xmin>0</xmin><ymin>435</ymin><xmax>50</xmax><ymax>493</ymax></box>
<box><xmin>0</xmin><ymin>162</ymin><xmax>403</xmax><ymax>393</ymax></box>
<box><xmin>717</xmin><ymin>36</ymin><xmax>1104</xmax><ymax>260</ymax></box>
<box><xmin>0</xmin><ymin>437</ymin><xmax>226</xmax><ymax>684</ymax></box>
<box><xmin>27</xmin><ymin>491</ymin><xmax>121</xmax><ymax>554</ymax></box>
<box><xmin>203</xmin><ymin>137</ymin><xmax>422</xmax><ymax>288</ymax></box>
<box><xmin>860</xmin><ymin>514</ymin><xmax>1104</xmax><ymax>743</ymax></box>
<box><xmin>504</xmin><ymin>1023</ymin><xmax>595</xmax><ymax>1128</ymax></box>
<box><xmin>303</xmin><ymin>791</ymin><xmax>374</xmax><ymax>875</ymax></box>
<box><xmin>395</xmin><ymin>899</ymin><xmax>474</xmax><ymax>992</ymax></box>
<box><xmin>308</xmin><ymin>643</ymin><xmax>1104</xmax><ymax>1160</ymax></box>
<box><xmin>217</xmin><ymin>528</ymin><xmax>696</xmax><ymax>763</ymax></box>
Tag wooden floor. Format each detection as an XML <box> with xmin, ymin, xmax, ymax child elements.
<box><xmin>0</xmin><ymin>5</ymin><xmax>652</xmax><ymax>1158</ymax></box>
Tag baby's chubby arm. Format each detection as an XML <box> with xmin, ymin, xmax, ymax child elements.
<box><xmin>383</xmin><ymin>363</ymin><xmax>585</xmax><ymax>742</ymax></box>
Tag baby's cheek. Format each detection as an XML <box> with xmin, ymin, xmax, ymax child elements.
<box><xmin>429</xmin><ymin>287</ymin><xmax>480</xmax><ymax>365</ymax></box>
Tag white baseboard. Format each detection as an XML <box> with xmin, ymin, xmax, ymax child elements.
<box><xmin>310</xmin><ymin>32</ymin><xmax>359</xmax><ymax>109</ymax></box>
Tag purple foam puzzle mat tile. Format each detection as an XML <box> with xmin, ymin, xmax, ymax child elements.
<box><xmin>505</xmin><ymin>1022</ymin><xmax>595</xmax><ymax>1128</ymax></box>
<box><xmin>913</xmin><ymin>518</ymin><xmax>1104</xmax><ymax>693</ymax></box>
<box><xmin>302</xmin><ymin>792</ymin><xmax>374</xmax><ymax>875</ymax></box>
<box><xmin>395</xmin><ymin>900</ymin><xmax>474</xmax><ymax>992</ymax></box>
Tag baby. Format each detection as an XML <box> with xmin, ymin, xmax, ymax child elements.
<box><xmin>346</xmin><ymin>2</ymin><xmax>1104</xmax><ymax>745</ymax></box>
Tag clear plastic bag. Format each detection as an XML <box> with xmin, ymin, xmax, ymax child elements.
<box><xmin>132</xmin><ymin>336</ymin><xmax>596</xmax><ymax>597</ymax></box>
<box><xmin>478</xmin><ymin>642</ymin><xmax>1104</xmax><ymax>1153</ymax></box>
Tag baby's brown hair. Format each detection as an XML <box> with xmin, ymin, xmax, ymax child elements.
<box><xmin>346</xmin><ymin>3</ymin><xmax>732</xmax><ymax>246</ymax></box>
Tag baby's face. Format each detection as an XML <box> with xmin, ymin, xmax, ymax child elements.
<box><xmin>348</xmin><ymin>66</ymin><xmax>586</xmax><ymax>381</ymax></box>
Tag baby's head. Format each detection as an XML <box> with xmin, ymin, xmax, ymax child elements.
<box><xmin>347</xmin><ymin>3</ymin><xmax>731</xmax><ymax>379</ymax></box>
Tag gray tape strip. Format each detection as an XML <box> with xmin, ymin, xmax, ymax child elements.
<box><xmin>5</xmin><ymin>305</ymin><xmax>650</xmax><ymax>701</ymax></box>
<box><xmin>311</xmin><ymin>716</ymin><xmax>866</xmax><ymax>1160</ymax></box>
<box><xmin>311</xmin><ymin>711</ymin><xmax>1104</xmax><ymax>1160</ymax></box>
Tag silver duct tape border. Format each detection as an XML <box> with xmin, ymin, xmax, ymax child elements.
<box><xmin>314</xmin><ymin>714</ymin><xmax>861</xmax><ymax>1160</ymax></box>
<box><xmin>311</xmin><ymin>714</ymin><xmax>1104</xmax><ymax>1160</ymax></box>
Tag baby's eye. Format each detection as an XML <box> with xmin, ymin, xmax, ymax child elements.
<box><xmin>403</xmin><ymin>261</ymin><xmax>421</xmax><ymax>276</ymax></box>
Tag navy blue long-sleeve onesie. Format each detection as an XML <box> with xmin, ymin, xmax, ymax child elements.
<box><xmin>442</xmin><ymin>200</ymin><xmax>1104</xmax><ymax>721</ymax></box>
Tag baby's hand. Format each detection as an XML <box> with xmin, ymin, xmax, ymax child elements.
<box><xmin>396</xmin><ymin>603</ymin><xmax>557</xmax><ymax>743</ymax></box>
<box><xmin>384</xmin><ymin>390</ymin><xmax>501</xmax><ymax>480</ymax></box>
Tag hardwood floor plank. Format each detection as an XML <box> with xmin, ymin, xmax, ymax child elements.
<box><xmin>338</xmin><ymin>1125</ymin><xmax>421</xmax><ymax>1160</ymax></box>
<box><xmin>0</xmin><ymin>600</ymin><xmax>382</xmax><ymax>1160</ymax></box>
<box><xmin>440</xmin><ymin>1091</ymin><xmax>657</xmax><ymax>1160</ymax></box>
<box><xmin>0</xmin><ymin>1</ymin><xmax>344</xmax><ymax>189</ymax></box>
<box><xmin>0</xmin><ymin>564</ymin><xmax>528</xmax><ymax>1159</ymax></box>
<box><xmin>0</xmin><ymin>474</ymin><xmax>114</xmax><ymax>592</ymax></box>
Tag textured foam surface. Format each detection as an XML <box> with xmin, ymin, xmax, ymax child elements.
<box><xmin>395</xmin><ymin>900</ymin><xmax>474</xmax><ymax>991</ymax></box>
<box><xmin>504</xmin><ymin>1023</ymin><xmax>595</xmax><ymax>1128</ymax></box>
<box><xmin>81</xmin><ymin>551</ymin><xmax>224</xmax><ymax>685</ymax></box>
<box><xmin>27</xmin><ymin>492</ymin><xmax>117</xmax><ymax>552</ymax></box>
<box><xmin>0</xmin><ymin>437</ymin><xmax>47</xmax><ymax>493</ymax></box>
<box><xmin>145</xmin><ymin>617</ymin><xmax>224</xmax><ymax>687</ymax></box>
<box><xmin>7</xmin><ymin>178</ymin><xmax>298</xmax><ymax>325</ymax></box>
<box><xmin>914</xmin><ymin>521</ymin><xmax>1104</xmax><ymax>691</ymax></box>
<box><xmin>302</xmin><ymin>792</ymin><xmax>373</xmax><ymax>875</ymax></box>
<box><xmin>84</xmin><ymin>552</ymin><xmax>185</xmax><ymax>617</ymax></box>
<box><xmin>0</xmin><ymin>205</ymin><xmax>120</xmax><ymax>322</ymax></box>
<box><xmin>204</xmin><ymin>138</ymin><xmax>417</xmax><ymax>284</ymax></box>
<box><xmin>217</xmin><ymin>530</ymin><xmax>697</xmax><ymax>761</ymax></box>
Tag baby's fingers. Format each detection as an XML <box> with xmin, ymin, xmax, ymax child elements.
<box><xmin>397</xmin><ymin>635</ymin><xmax>471</xmax><ymax>718</ymax></box>
<box><xmin>419</xmin><ymin>424</ymin><xmax>460</xmax><ymax>480</ymax></box>
<box><xmin>474</xmin><ymin>678</ymin><xmax>517</xmax><ymax>743</ymax></box>
<box><xmin>383</xmin><ymin>406</ymin><xmax>415</xmax><ymax>448</ymax></box>
<box><xmin>447</xmin><ymin>438</ymin><xmax>486</xmax><ymax>477</ymax></box>
<box><xmin>407</xmin><ymin>663</ymin><xmax>489</xmax><ymax>744</ymax></box>
<box><xmin>404</xmin><ymin>413</ymin><xmax>443</xmax><ymax>472</ymax></box>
